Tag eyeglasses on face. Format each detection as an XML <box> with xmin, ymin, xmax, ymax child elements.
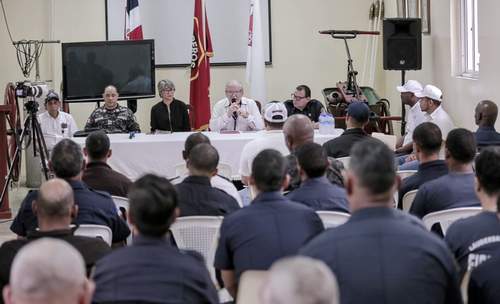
<box><xmin>291</xmin><ymin>93</ymin><xmax>307</xmax><ymax>100</ymax></box>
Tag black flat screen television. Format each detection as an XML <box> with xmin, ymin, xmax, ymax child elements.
<box><xmin>62</xmin><ymin>39</ymin><xmax>155</xmax><ymax>102</ymax></box>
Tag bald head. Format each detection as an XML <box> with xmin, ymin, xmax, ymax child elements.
<box><xmin>475</xmin><ymin>100</ymin><xmax>498</xmax><ymax>127</ymax></box>
<box><xmin>4</xmin><ymin>238</ymin><xmax>93</xmax><ymax>304</ymax></box>
<box><xmin>283</xmin><ymin>114</ymin><xmax>314</xmax><ymax>152</ymax></box>
<box><xmin>34</xmin><ymin>179</ymin><xmax>74</xmax><ymax>220</ymax></box>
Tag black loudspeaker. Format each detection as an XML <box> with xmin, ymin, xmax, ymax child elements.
<box><xmin>383</xmin><ymin>18</ymin><xmax>422</xmax><ymax>70</ymax></box>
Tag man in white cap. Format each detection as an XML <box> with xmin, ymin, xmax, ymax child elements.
<box><xmin>395</xmin><ymin>80</ymin><xmax>425</xmax><ymax>155</ymax></box>
<box><xmin>239</xmin><ymin>101</ymin><xmax>289</xmax><ymax>185</ymax></box>
<box><xmin>38</xmin><ymin>90</ymin><xmax>79</xmax><ymax>151</ymax></box>
<box><xmin>416</xmin><ymin>84</ymin><xmax>455</xmax><ymax>139</ymax></box>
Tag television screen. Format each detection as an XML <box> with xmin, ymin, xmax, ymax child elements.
<box><xmin>62</xmin><ymin>40</ymin><xmax>155</xmax><ymax>102</ymax></box>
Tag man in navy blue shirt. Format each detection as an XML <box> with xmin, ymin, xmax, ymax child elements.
<box><xmin>445</xmin><ymin>147</ymin><xmax>500</xmax><ymax>278</ymax></box>
<box><xmin>92</xmin><ymin>174</ymin><xmax>219</xmax><ymax>304</ymax></box>
<box><xmin>214</xmin><ymin>149</ymin><xmax>324</xmax><ymax>298</ymax></box>
<box><xmin>398</xmin><ymin>122</ymin><xmax>448</xmax><ymax>208</ymax></box>
<box><xmin>175</xmin><ymin>143</ymin><xmax>239</xmax><ymax>216</ymax></box>
<box><xmin>10</xmin><ymin>139</ymin><xmax>130</xmax><ymax>244</ymax></box>
<box><xmin>410</xmin><ymin>128</ymin><xmax>480</xmax><ymax>218</ymax></box>
<box><xmin>300</xmin><ymin>138</ymin><xmax>462</xmax><ymax>304</ymax></box>
<box><xmin>474</xmin><ymin>100</ymin><xmax>500</xmax><ymax>149</ymax></box>
<box><xmin>468</xmin><ymin>252</ymin><xmax>500</xmax><ymax>304</ymax></box>
<box><xmin>287</xmin><ymin>142</ymin><xmax>349</xmax><ymax>212</ymax></box>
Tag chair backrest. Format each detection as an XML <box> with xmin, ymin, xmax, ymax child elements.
<box><xmin>422</xmin><ymin>207</ymin><xmax>482</xmax><ymax>235</ymax></box>
<box><xmin>170</xmin><ymin>216</ymin><xmax>223</xmax><ymax>285</ymax></box>
<box><xmin>392</xmin><ymin>170</ymin><xmax>418</xmax><ymax>208</ymax></box>
<box><xmin>371</xmin><ymin>132</ymin><xmax>397</xmax><ymax>150</ymax></box>
<box><xmin>173</xmin><ymin>162</ymin><xmax>233</xmax><ymax>180</ymax></box>
<box><xmin>75</xmin><ymin>224</ymin><xmax>113</xmax><ymax>246</ymax></box>
<box><xmin>335</xmin><ymin>156</ymin><xmax>351</xmax><ymax>170</ymax></box>
<box><xmin>402</xmin><ymin>189</ymin><xmax>418</xmax><ymax>211</ymax></box>
<box><xmin>237</xmin><ymin>270</ymin><xmax>268</xmax><ymax>304</ymax></box>
<box><xmin>316</xmin><ymin>211</ymin><xmax>350</xmax><ymax>229</ymax></box>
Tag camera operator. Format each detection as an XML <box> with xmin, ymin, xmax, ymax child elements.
<box><xmin>38</xmin><ymin>90</ymin><xmax>79</xmax><ymax>151</ymax></box>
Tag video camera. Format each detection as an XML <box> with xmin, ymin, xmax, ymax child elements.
<box><xmin>15</xmin><ymin>81</ymin><xmax>49</xmax><ymax>99</ymax></box>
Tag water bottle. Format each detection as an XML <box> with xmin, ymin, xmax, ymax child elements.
<box><xmin>319</xmin><ymin>112</ymin><xmax>335</xmax><ymax>134</ymax></box>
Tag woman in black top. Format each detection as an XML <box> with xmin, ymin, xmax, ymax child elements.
<box><xmin>150</xmin><ymin>79</ymin><xmax>191</xmax><ymax>132</ymax></box>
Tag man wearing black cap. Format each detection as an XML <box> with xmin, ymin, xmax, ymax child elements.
<box><xmin>322</xmin><ymin>102</ymin><xmax>370</xmax><ymax>158</ymax></box>
<box><xmin>38</xmin><ymin>90</ymin><xmax>79</xmax><ymax>151</ymax></box>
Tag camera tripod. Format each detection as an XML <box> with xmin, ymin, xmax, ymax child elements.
<box><xmin>0</xmin><ymin>97</ymin><xmax>50</xmax><ymax>206</ymax></box>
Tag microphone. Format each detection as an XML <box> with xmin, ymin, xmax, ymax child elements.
<box><xmin>231</xmin><ymin>98</ymin><xmax>238</xmax><ymax>120</ymax></box>
<box><xmin>61</xmin><ymin>122</ymin><xmax>67</xmax><ymax>135</ymax></box>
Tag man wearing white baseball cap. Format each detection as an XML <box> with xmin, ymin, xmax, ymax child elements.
<box><xmin>396</xmin><ymin>80</ymin><xmax>426</xmax><ymax>154</ymax></box>
<box><xmin>239</xmin><ymin>101</ymin><xmax>290</xmax><ymax>185</ymax></box>
<box><xmin>416</xmin><ymin>84</ymin><xmax>455</xmax><ymax>139</ymax></box>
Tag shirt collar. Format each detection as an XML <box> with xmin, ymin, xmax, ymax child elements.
<box><xmin>343</xmin><ymin>128</ymin><xmax>366</xmax><ymax>135</ymax></box>
<box><xmin>252</xmin><ymin>191</ymin><xmax>285</xmax><ymax>203</ymax></box>
<box><xmin>66</xmin><ymin>179</ymin><xmax>88</xmax><ymax>190</ymax></box>
<box><xmin>349</xmin><ymin>206</ymin><xmax>397</xmax><ymax>222</ymax></box>
<box><xmin>183</xmin><ymin>175</ymin><xmax>212</xmax><ymax>186</ymax></box>
<box><xmin>133</xmin><ymin>234</ymin><xmax>171</xmax><ymax>246</ymax></box>
<box><xmin>86</xmin><ymin>161</ymin><xmax>112</xmax><ymax>170</ymax></box>
<box><xmin>477</xmin><ymin>126</ymin><xmax>497</xmax><ymax>132</ymax></box>
<box><xmin>302</xmin><ymin>175</ymin><xmax>330</xmax><ymax>186</ymax></box>
<box><xmin>428</xmin><ymin>105</ymin><xmax>443</xmax><ymax>120</ymax></box>
<box><xmin>27</xmin><ymin>228</ymin><xmax>74</xmax><ymax>239</ymax></box>
<box><xmin>418</xmin><ymin>159</ymin><xmax>447</xmax><ymax>170</ymax></box>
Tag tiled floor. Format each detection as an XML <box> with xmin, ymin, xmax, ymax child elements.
<box><xmin>0</xmin><ymin>186</ymin><xmax>31</xmax><ymax>245</ymax></box>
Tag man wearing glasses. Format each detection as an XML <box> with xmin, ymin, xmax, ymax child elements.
<box><xmin>284</xmin><ymin>85</ymin><xmax>325</xmax><ymax>123</ymax></box>
<box><xmin>209</xmin><ymin>80</ymin><xmax>264</xmax><ymax>132</ymax></box>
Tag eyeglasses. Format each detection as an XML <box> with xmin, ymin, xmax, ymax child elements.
<box><xmin>226</xmin><ymin>90</ymin><xmax>242</xmax><ymax>94</ymax></box>
<box><xmin>291</xmin><ymin>94</ymin><xmax>307</xmax><ymax>100</ymax></box>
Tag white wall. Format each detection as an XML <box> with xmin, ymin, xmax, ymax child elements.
<box><xmin>0</xmin><ymin>0</ymin><xmax>388</xmax><ymax>132</ymax></box>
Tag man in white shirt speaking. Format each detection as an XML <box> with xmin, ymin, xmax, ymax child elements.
<box><xmin>209</xmin><ymin>80</ymin><xmax>264</xmax><ymax>132</ymax></box>
<box><xmin>38</xmin><ymin>91</ymin><xmax>78</xmax><ymax>151</ymax></box>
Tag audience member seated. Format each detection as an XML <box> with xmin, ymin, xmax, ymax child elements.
<box><xmin>209</xmin><ymin>80</ymin><xmax>264</xmax><ymax>132</ymax></box>
<box><xmin>287</xmin><ymin>142</ymin><xmax>349</xmax><ymax>213</ymax></box>
<box><xmin>82</xmin><ymin>131</ymin><xmax>132</xmax><ymax>197</ymax></box>
<box><xmin>398</xmin><ymin>122</ymin><xmax>448</xmax><ymax>208</ymax></box>
<box><xmin>323</xmin><ymin>101</ymin><xmax>370</xmax><ymax>158</ymax></box>
<box><xmin>170</xmin><ymin>132</ymin><xmax>242</xmax><ymax>206</ymax></box>
<box><xmin>0</xmin><ymin>179</ymin><xmax>110</xmax><ymax>295</ymax></box>
<box><xmin>92</xmin><ymin>174</ymin><xmax>219</xmax><ymax>304</ymax></box>
<box><xmin>300</xmin><ymin>138</ymin><xmax>462</xmax><ymax>304</ymax></box>
<box><xmin>474</xmin><ymin>100</ymin><xmax>500</xmax><ymax>148</ymax></box>
<box><xmin>2</xmin><ymin>238</ymin><xmax>95</xmax><ymax>304</ymax></box>
<box><xmin>175</xmin><ymin>143</ymin><xmax>239</xmax><ymax>216</ymax></box>
<box><xmin>445</xmin><ymin>147</ymin><xmax>500</xmax><ymax>278</ymax></box>
<box><xmin>239</xmin><ymin>101</ymin><xmax>289</xmax><ymax>185</ymax></box>
<box><xmin>468</xmin><ymin>252</ymin><xmax>500</xmax><ymax>304</ymax></box>
<box><xmin>214</xmin><ymin>149</ymin><xmax>324</xmax><ymax>298</ymax></box>
<box><xmin>10</xmin><ymin>139</ymin><xmax>130</xmax><ymax>244</ymax></box>
<box><xmin>410</xmin><ymin>128</ymin><xmax>480</xmax><ymax>218</ymax></box>
<box><xmin>284</xmin><ymin>85</ymin><xmax>325</xmax><ymax>123</ymax></box>
<box><xmin>38</xmin><ymin>90</ymin><xmax>78</xmax><ymax>152</ymax></box>
<box><xmin>84</xmin><ymin>85</ymin><xmax>141</xmax><ymax>133</ymax></box>
<box><xmin>150</xmin><ymin>79</ymin><xmax>191</xmax><ymax>133</ymax></box>
<box><xmin>261</xmin><ymin>256</ymin><xmax>339</xmax><ymax>304</ymax></box>
<box><xmin>395</xmin><ymin>80</ymin><xmax>425</xmax><ymax>155</ymax></box>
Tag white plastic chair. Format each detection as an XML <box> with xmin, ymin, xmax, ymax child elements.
<box><xmin>393</xmin><ymin>170</ymin><xmax>418</xmax><ymax>208</ymax></box>
<box><xmin>371</xmin><ymin>132</ymin><xmax>397</xmax><ymax>150</ymax></box>
<box><xmin>173</xmin><ymin>162</ymin><xmax>233</xmax><ymax>180</ymax></box>
<box><xmin>170</xmin><ymin>216</ymin><xmax>223</xmax><ymax>285</ymax></box>
<box><xmin>111</xmin><ymin>196</ymin><xmax>133</xmax><ymax>245</ymax></box>
<box><xmin>237</xmin><ymin>270</ymin><xmax>268</xmax><ymax>304</ymax></box>
<box><xmin>316</xmin><ymin>211</ymin><xmax>350</xmax><ymax>228</ymax></box>
<box><xmin>402</xmin><ymin>189</ymin><xmax>418</xmax><ymax>211</ymax></box>
<box><xmin>75</xmin><ymin>224</ymin><xmax>113</xmax><ymax>246</ymax></box>
<box><xmin>335</xmin><ymin>156</ymin><xmax>351</xmax><ymax>170</ymax></box>
<box><xmin>422</xmin><ymin>207</ymin><xmax>482</xmax><ymax>235</ymax></box>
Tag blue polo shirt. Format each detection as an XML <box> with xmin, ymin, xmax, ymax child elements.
<box><xmin>475</xmin><ymin>126</ymin><xmax>500</xmax><ymax>149</ymax></box>
<box><xmin>214</xmin><ymin>191</ymin><xmax>324</xmax><ymax>281</ymax></box>
<box><xmin>286</xmin><ymin>176</ymin><xmax>349</xmax><ymax>213</ymax></box>
<box><xmin>300</xmin><ymin>207</ymin><xmax>462</xmax><ymax>304</ymax></box>
<box><xmin>92</xmin><ymin>235</ymin><xmax>218</xmax><ymax>304</ymax></box>
<box><xmin>468</xmin><ymin>252</ymin><xmax>500</xmax><ymax>304</ymax></box>
<box><xmin>409</xmin><ymin>172</ymin><xmax>480</xmax><ymax>218</ymax></box>
<box><xmin>398</xmin><ymin>160</ymin><xmax>448</xmax><ymax>208</ymax></box>
<box><xmin>445</xmin><ymin>211</ymin><xmax>500</xmax><ymax>278</ymax></box>
<box><xmin>10</xmin><ymin>180</ymin><xmax>130</xmax><ymax>243</ymax></box>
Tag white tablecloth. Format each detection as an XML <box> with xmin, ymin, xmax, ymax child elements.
<box><xmin>73</xmin><ymin>130</ymin><xmax>342</xmax><ymax>180</ymax></box>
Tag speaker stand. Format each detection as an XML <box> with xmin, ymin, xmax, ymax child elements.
<box><xmin>400</xmin><ymin>70</ymin><xmax>406</xmax><ymax>136</ymax></box>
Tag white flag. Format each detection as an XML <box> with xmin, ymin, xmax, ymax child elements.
<box><xmin>246</xmin><ymin>0</ymin><xmax>266</xmax><ymax>105</ymax></box>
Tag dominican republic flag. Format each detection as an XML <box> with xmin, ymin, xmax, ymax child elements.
<box><xmin>189</xmin><ymin>0</ymin><xmax>213</xmax><ymax>129</ymax></box>
<box><xmin>125</xmin><ymin>0</ymin><xmax>143</xmax><ymax>40</ymax></box>
<box><xmin>245</xmin><ymin>0</ymin><xmax>266</xmax><ymax>104</ymax></box>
